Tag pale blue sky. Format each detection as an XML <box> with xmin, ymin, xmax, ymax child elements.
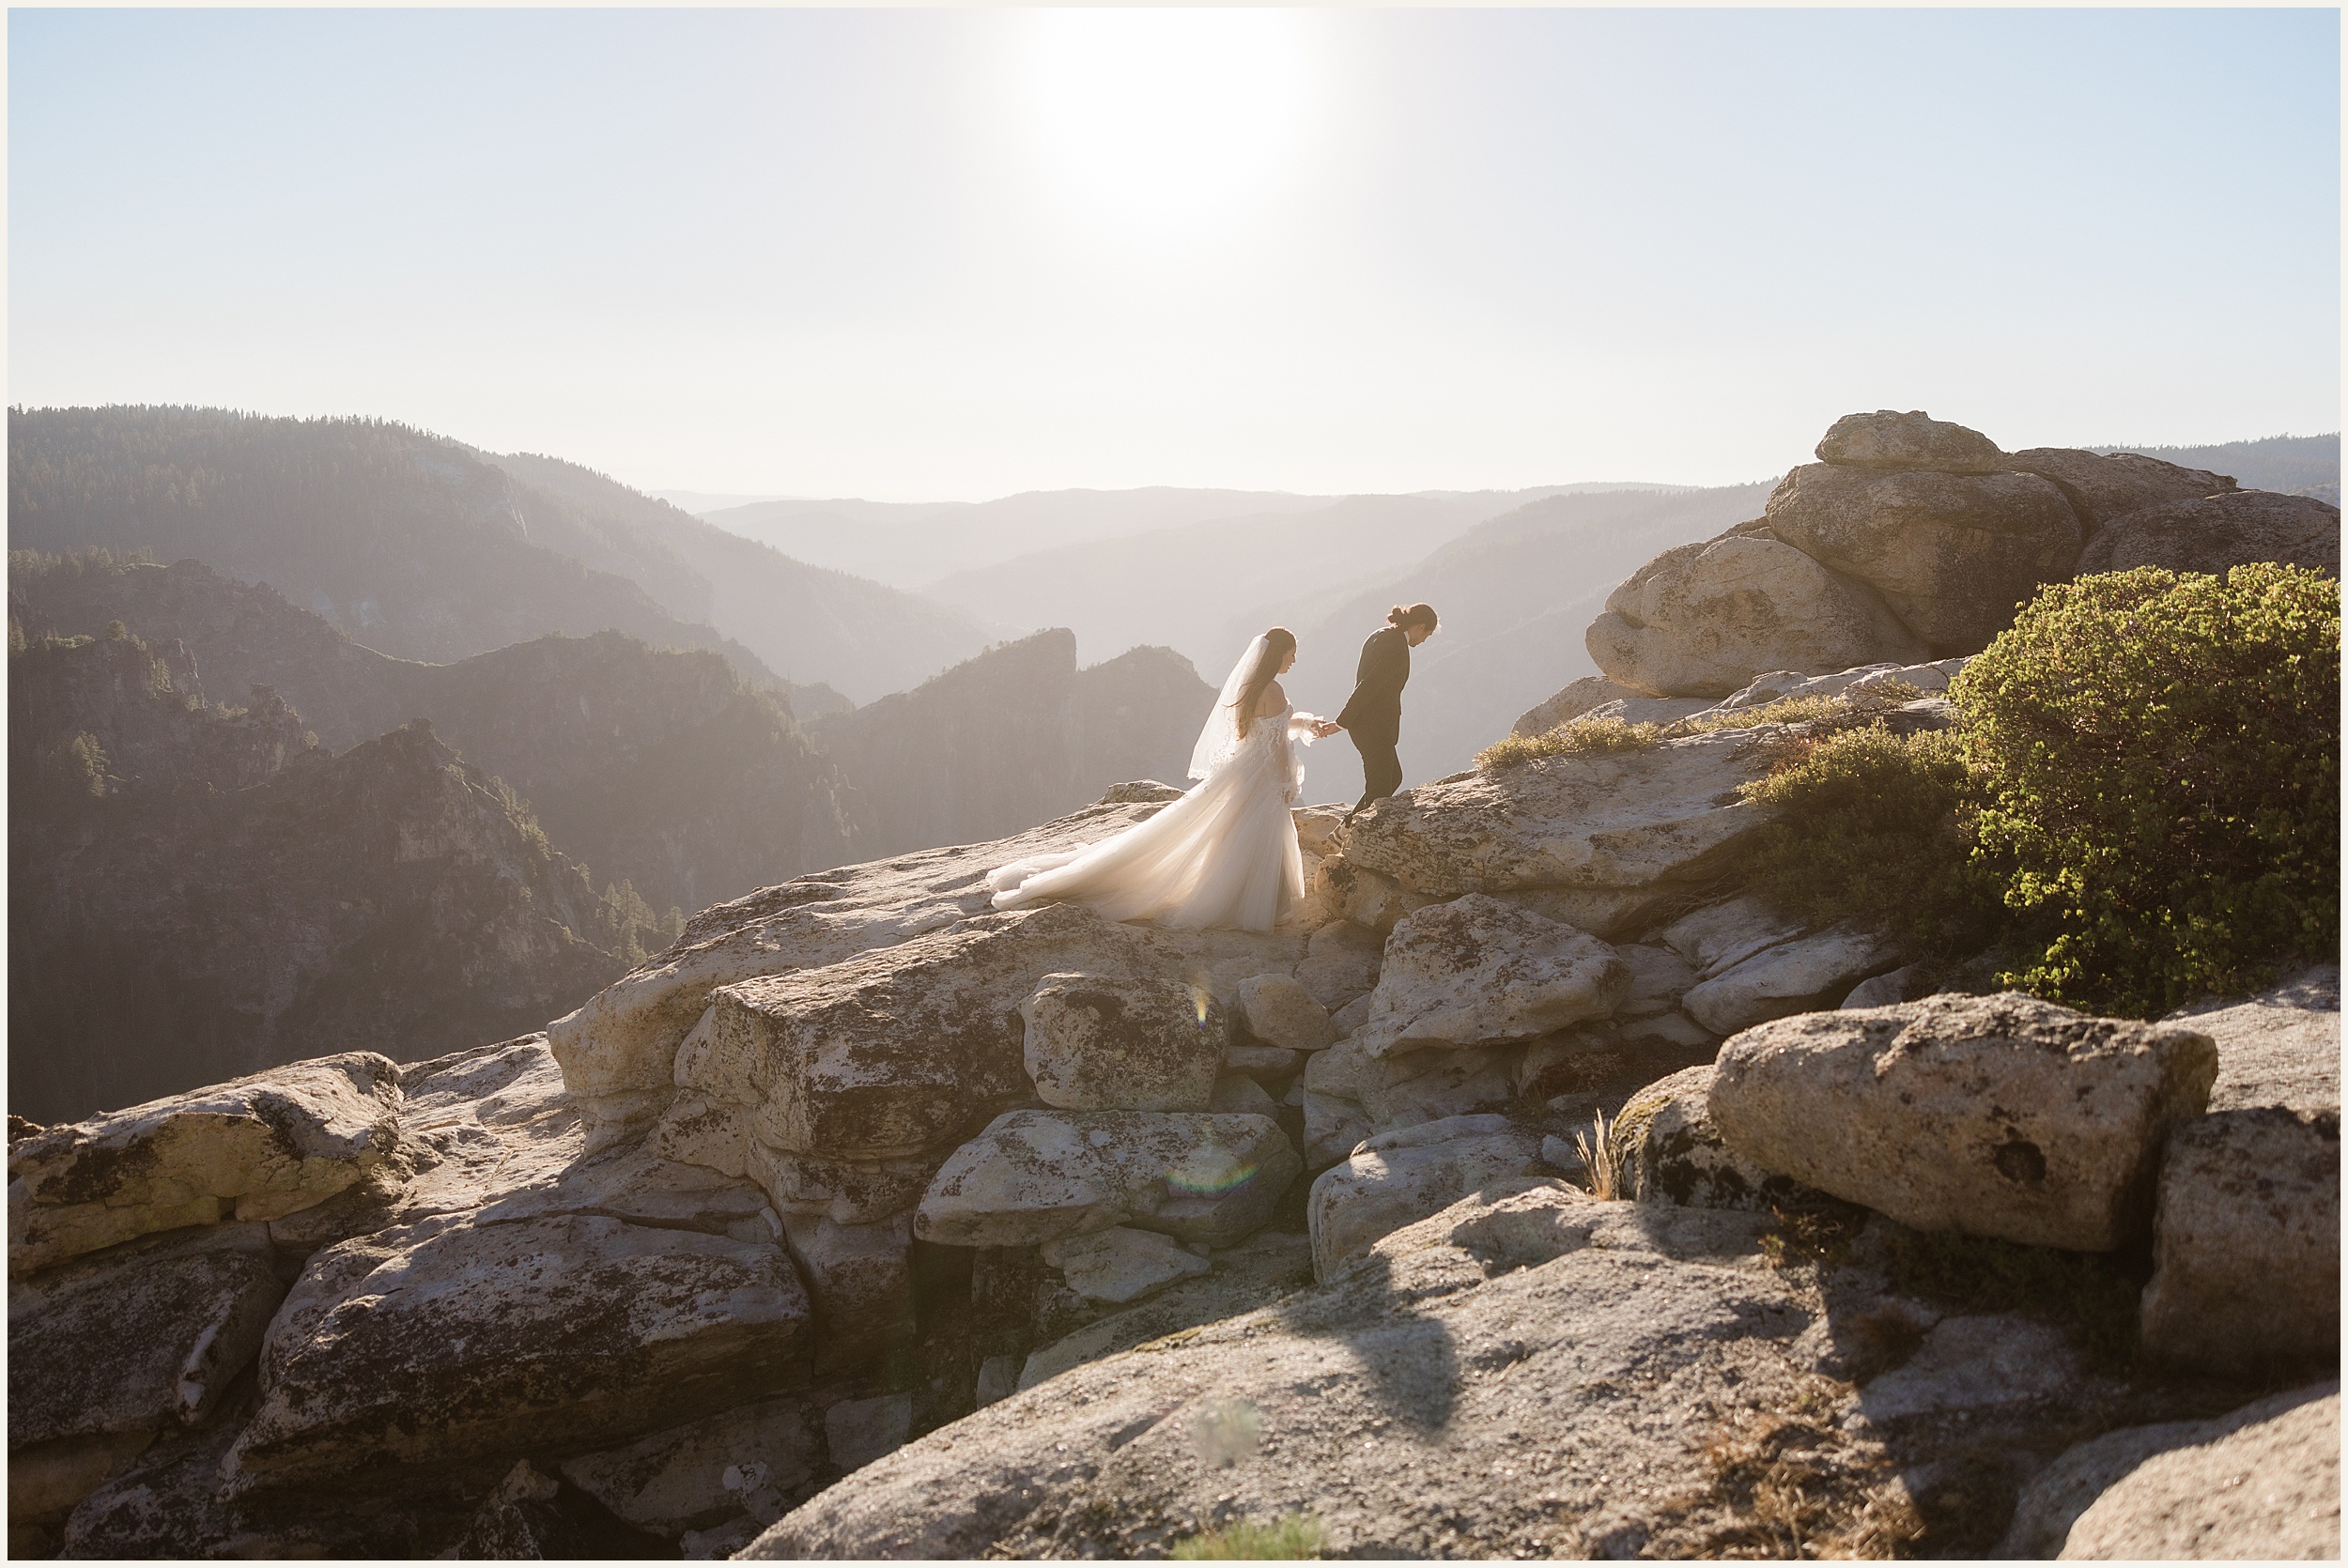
<box><xmin>10</xmin><ymin>8</ymin><xmax>2340</xmax><ymax>500</ymax></box>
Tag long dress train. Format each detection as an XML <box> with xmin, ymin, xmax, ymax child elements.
<box><xmin>987</xmin><ymin>703</ymin><xmax>1321</xmax><ymax>934</ymax></box>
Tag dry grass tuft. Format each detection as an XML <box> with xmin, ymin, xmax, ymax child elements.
<box><xmin>1170</xmin><ymin>1514</ymin><xmax>1325</xmax><ymax>1560</ymax></box>
<box><xmin>1687</xmin><ymin>679</ymin><xmax>1925</xmax><ymax>736</ymax></box>
<box><xmin>1685</xmin><ymin>1409</ymin><xmax>1924</xmax><ymax>1560</ymax></box>
<box><xmin>1572</xmin><ymin>1108</ymin><xmax>1625</xmax><ymax>1200</ymax></box>
<box><xmin>1479</xmin><ymin>681</ymin><xmax>1929</xmax><ymax>772</ymax></box>
<box><xmin>1477</xmin><ymin>715</ymin><xmax>1665</xmax><ymax>769</ymax></box>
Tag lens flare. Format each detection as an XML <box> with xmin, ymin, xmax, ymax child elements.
<box><xmin>1188</xmin><ymin>1395</ymin><xmax>1264</xmax><ymax>1468</ymax></box>
<box><xmin>1166</xmin><ymin>1141</ymin><xmax>1259</xmax><ymax>1196</ymax></box>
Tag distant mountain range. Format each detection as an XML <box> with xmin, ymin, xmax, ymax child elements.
<box><xmin>10</xmin><ymin>553</ymin><xmax>1213</xmax><ymax>920</ymax></box>
<box><xmin>920</xmin><ymin>488</ymin><xmax>1592</xmax><ymax>669</ymax></box>
<box><xmin>784</xmin><ymin>480</ymin><xmax>1773</xmax><ymax>796</ymax></box>
<box><xmin>650</xmin><ymin>488</ymin><xmax>794</xmax><ymax>514</ymax></box>
<box><xmin>486</xmin><ymin>451</ymin><xmax>996</xmax><ymax>703</ymax></box>
<box><xmin>10</xmin><ymin>407</ymin><xmax>760</xmax><ymax>671</ymax></box>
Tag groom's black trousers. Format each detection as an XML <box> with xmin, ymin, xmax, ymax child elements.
<box><xmin>1351</xmin><ymin>732</ymin><xmax>1403</xmax><ymax>815</ymax></box>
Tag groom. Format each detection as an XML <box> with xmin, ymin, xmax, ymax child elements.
<box><xmin>1316</xmin><ymin>602</ymin><xmax>1438</xmax><ymax>822</ymax></box>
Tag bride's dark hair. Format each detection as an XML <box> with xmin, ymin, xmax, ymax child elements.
<box><xmin>1230</xmin><ymin>627</ymin><xmax>1297</xmax><ymax>737</ymax></box>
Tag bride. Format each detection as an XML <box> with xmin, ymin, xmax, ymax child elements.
<box><xmin>988</xmin><ymin>628</ymin><xmax>1336</xmax><ymax>933</ymax></box>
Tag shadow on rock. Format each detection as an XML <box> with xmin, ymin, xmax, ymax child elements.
<box><xmin>1266</xmin><ymin>1215</ymin><xmax>1471</xmax><ymax>1435</ymax></box>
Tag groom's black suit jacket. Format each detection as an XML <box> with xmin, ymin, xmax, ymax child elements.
<box><xmin>1336</xmin><ymin>626</ymin><xmax>1411</xmax><ymax>746</ymax></box>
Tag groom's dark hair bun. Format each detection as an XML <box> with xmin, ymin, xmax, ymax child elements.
<box><xmin>1389</xmin><ymin>603</ymin><xmax>1438</xmax><ymax>630</ymax></box>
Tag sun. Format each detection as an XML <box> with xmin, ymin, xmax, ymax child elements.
<box><xmin>1017</xmin><ymin>9</ymin><xmax>1320</xmax><ymax>242</ymax></box>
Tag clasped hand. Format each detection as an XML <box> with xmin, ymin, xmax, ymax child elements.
<box><xmin>1308</xmin><ymin>719</ymin><xmax>1343</xmax><ymax>738</ymax></box>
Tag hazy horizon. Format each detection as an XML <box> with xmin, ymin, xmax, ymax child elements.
<box><xmin>652</xmin><ymin>446</ymin><xmax>2327</xmax><ymax>515</ymax></box>
<box><xmin>10</xmin><ymin>9</ymin><xmax>2339</xmax><ymax>503</ymax></box>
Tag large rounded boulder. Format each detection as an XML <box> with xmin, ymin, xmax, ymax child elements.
<box><xmin>1707</xmin><ymin>992</ymin><xmax>2217</xmax><ymax>1251</ymax></box>
<box><xmin>1584</xmin><ymin>532</ymin><xmax>1928</xmax><ymax>699</ymax></box>
<box><xmin>2076</xmin><ymin>489</ymin><xmax>2340</xmax><ymax>578</ymax></box>
<box><xmin>2000</xmin><ymin>447</ymin><xmax>2237</xmax><ymax>531</ymax></box>
<box><xmin>1762</xmin><ymin>464</ymin><xmax>2083</xmax><ymax>653</ymax></box>
<box><xmin>1814</xmin><ymin>409</ymin><xmax>2006</xmax><ymax>474</ymax></box>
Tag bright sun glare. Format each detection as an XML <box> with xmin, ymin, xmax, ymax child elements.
<box><xmin>1019</xmin><ymin>9</ymin><xmax>1319</xmax><ymax>242</ymax></box>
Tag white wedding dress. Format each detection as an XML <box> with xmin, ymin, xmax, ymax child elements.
<box><xmin>988</xmin><ymin>638</ymin><xmax>1322</xmax><ymax>934</ymax></box>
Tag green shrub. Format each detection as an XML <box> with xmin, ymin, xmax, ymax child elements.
<box><xmin>1736</xmin><ymin>725</ymin><xmax>2005</xmax><ymax>959</ymax></box>
<box><xmin>1954</xmin><ymin>564</ymin><xmax>2340</xmax><ymax>1016</ymax></box>
<box><xmin>1171</xmin><ymin>1514</ymin><xmax>1324</xmax><ymax>1560</ymax></box>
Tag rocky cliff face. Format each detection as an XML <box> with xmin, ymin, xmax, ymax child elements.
<box><xmin>8</xmin><ymin>628</ymin><xmax>311</xmax><ymax>797</ymax></box>
<box><xmin>8</xmin><ymin>630</ymin><xmax>646</xmax><ymax>1124</ymax></box>
<box><xmin>376</xmin><ymin>631</ymin><xmax>865</xmax><ymax>918</ymax></box>
<box><xmin>809</xmin><ymin>629</ymin><xmax>1214</xmax><ymax>856</ymax></box>
<box><xmin>8</xmin><ymin>555</ymin><xmax>395</xmax><ymax>745</ymax></box>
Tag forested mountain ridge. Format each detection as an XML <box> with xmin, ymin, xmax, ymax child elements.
<box><xmin>8</xmin><ymin>625</ymin><xmax>653</xmax><ymax>1122</ymax></box>
<box><xmin>7</xmin><ymin>407</ymin><xmax>987</xmax><ymax>706</ymax></box>
<box><xmin>9</xmin><ymin>553</ymin><xmax>868</xmax><ymax>915</ymax></box>
<box><xmin>8</xmin><ymin>407</ymin><xmax>781</xmax><ymax>677</ymax></box>
<box><xmin>2098</xmin><ymin>432</ymin><xmax>2340</xmax><ymax>498</ymax></box>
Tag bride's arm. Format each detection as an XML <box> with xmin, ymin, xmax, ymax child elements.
<box><xmin>1278</xmin><ymin>708</ymin><xmax>1322</xmax><ymax>804</ymax></box>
